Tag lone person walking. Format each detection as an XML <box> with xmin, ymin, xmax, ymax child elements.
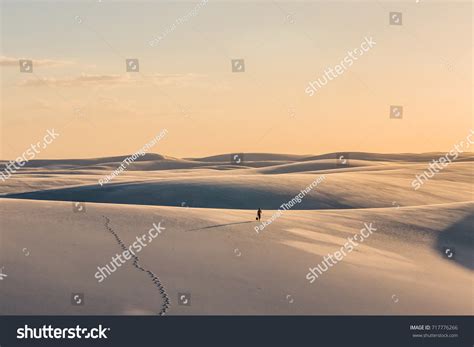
<box><xmin>256</xmin><ymin>208</ymin><xmax>262</xmax><ymax>221</ymax></box>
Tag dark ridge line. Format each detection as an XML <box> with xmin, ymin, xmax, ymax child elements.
<box><xmin>102</xmin><ymin>215</ymin><xmax>170</xmax><ymax>316</ymax></box>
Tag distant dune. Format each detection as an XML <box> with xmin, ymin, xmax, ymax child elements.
<box><xmin>1</xmin><ymin>152</ymin><xmax>473</xmax><ymax>209</ymax></box>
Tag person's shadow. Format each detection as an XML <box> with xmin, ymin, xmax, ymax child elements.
<box><xmin>187</xmin><ymin>221</ymin><xmax>253</xmax><ymax>231</ymax></box>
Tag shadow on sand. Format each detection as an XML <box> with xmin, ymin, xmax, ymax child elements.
<box><xmin>436</xmin><ymin>212</ymin><xmax>474</xmax><ymax>270</ymax></box>
<box><xmin>187</xmin><ymin>221</ymin><xmax>253</xmax><ymax>231</ymax></box>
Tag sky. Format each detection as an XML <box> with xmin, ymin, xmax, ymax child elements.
<box><xmin>1</xmin><ymin>0</ymin><xmax>472</xmax><ymax>159</ymax></box>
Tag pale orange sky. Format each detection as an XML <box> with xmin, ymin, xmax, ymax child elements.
<box><xmin>1</xmin><ymin>0</ymin><xmax>472</xmax><ymax>159</ymax></box>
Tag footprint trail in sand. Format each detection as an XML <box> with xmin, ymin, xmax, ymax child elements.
<box><xmin>102</xmin><ymin>215</ymin><xmax>170</xmax><ymax>316</ymax></box>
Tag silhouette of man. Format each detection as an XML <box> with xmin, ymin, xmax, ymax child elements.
<box><xmin>256</xmin><ymin>208</ymin><xmax>262</xmax><ymax>221</ymax></box>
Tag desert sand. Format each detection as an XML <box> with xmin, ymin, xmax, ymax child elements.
<box><xmin>0</xmin><ymin>152</ymin><xmax>472</xmax><ymax>315</ymax></box>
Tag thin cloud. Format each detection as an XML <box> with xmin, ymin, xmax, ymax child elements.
<box><xmin>0</xmin><ymin>55</ymin><xmax>73</xmax><ymax>67</ymax></box>
<box><xmin>19</xmin><ymin>73</ymin><xmax>206</xmax><ymax>87</ymax></box>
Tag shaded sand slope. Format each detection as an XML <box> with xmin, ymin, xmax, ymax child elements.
<box><xmin>0</xmin><ymin>199</ymin><xmax>472</xmax><ymax>315</ymax></box>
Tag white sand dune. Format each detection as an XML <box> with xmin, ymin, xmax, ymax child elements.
<box><xmin>0</xmin><ymin>199</ymin><xmax>472</xmax><ymax>315</ymax></box>
<box><xmin>187</xmin><ymin>153</ymin><xmax>311</xmax><ymax>163</ymax></box>
<box><xmin>0</xmin><ymin>152</ymin><xmax>472</xmax><ymax>315</ymax></box>
<box><xmin>2</xmin><ymin>162</ymin><xmax>472</xmax><ymax>209</ymax></box>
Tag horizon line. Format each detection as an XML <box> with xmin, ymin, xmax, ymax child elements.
<box><xmin>1</xmin><ymin>150</ymin><xmax>474</xmax><ymax>162</ymax></box>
